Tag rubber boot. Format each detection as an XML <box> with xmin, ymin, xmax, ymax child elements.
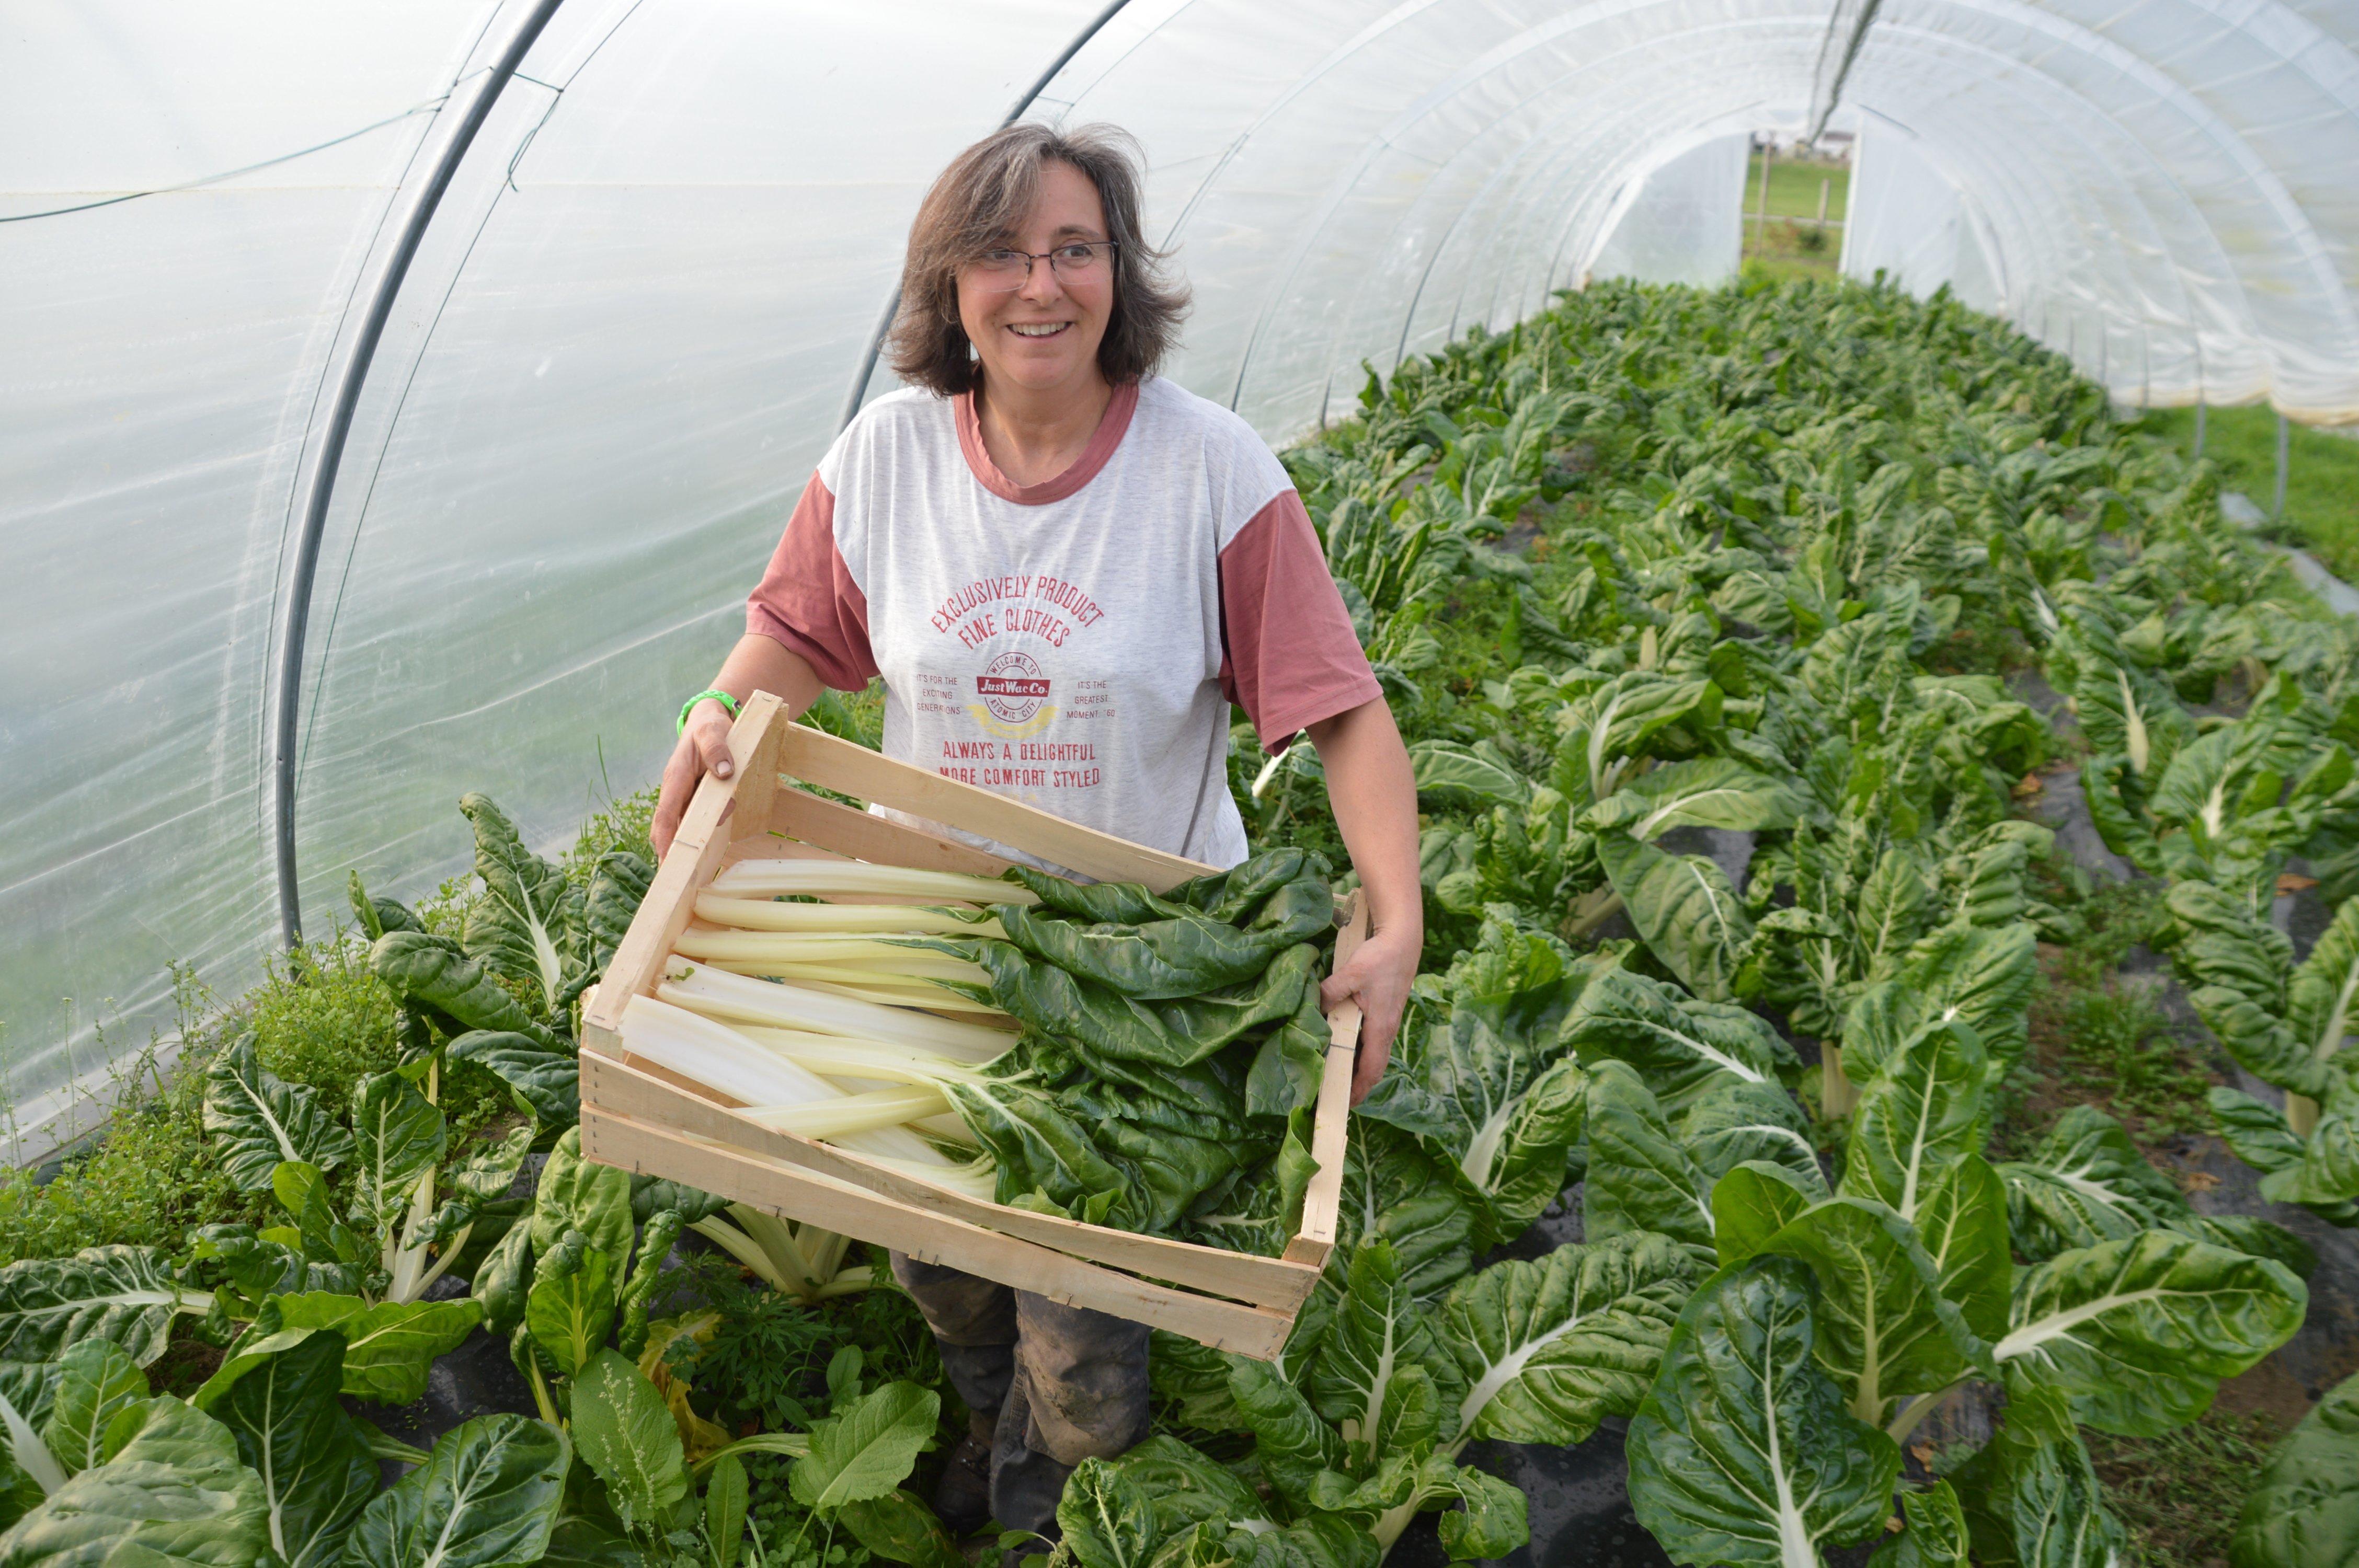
<box><xmin>933</xmin><ymin>1411</ymin><xmax>997</xmax><ymax>1538</ymax></box>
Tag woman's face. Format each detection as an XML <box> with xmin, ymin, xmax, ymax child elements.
<box><xmin>956</xmin><ymin>159</ymin><xmax>1115</xmax><ymax>401</ymax></box>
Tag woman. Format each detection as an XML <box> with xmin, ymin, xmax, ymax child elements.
<box><xmin>651</xmin><ymin>123</ymin><xmax>1421</xmax><ymax>1542</ymax></box>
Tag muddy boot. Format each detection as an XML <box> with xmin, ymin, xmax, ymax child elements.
<box><xmin>934</xmin><ymin>1412</ymin><xmax>997</xmax><ymax>1538</ymax></box>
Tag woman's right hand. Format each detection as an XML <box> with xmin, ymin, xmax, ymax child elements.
<box><xmin>652</xmin><ymin>699</ymin><xmax>739</xmax><ymax>859</ymax></box>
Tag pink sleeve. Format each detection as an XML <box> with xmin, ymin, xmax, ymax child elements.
<box><xmin>746</xmin><ymin>474</ymin><xmax>879</xmax><ymax>691</ymax></box>
<box><xmin>1218</xmin><ymin>490</ymin><xmax>1383</xmax><ymax>750</ymax></box>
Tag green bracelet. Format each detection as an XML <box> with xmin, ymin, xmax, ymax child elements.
<box><xmin>677</xmin><ymin>688</ymin><xmax>740</xmax><ymax>736</ymax></box>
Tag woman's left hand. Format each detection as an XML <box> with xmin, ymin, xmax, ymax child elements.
<box><xmin>1321</xmin><ymin>924</ymin><xmax>1421</xmax><ymax>1104</ymax></box>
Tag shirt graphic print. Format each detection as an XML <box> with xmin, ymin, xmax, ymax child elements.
<box><xmin>747</xmin><ymin>375</ymin><xmax>1378</xmax><ymax>870</ymax></box>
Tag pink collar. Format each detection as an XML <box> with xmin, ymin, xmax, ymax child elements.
<box><xmin>955</xmin><ymin>378</ymin><xmax>1140</xmax><ymax>504</ymax></box>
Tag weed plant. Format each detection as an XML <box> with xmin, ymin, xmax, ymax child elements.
<box><xmin>663</xmin><ymin>1254</ymin><xmax>937</xmax><ymax>1431</ymax></box>
<box><xmin>659</xmin><ymin>1254</ymin><xmax>951</xmax><ymax>1568</ymax></box>
<box><xmin>0</xmin><ymin>971</ymin><xmax>259</xmax><ymax>1265</ymax></box>
<box><xmin>2085</xmin><ymin>1408</ymin><xmax>2282</xmax><ymax>1565</ymax></box>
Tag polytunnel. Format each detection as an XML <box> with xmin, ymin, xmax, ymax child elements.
<box><xmin>5</xmin><ymin>0</ymin><xmax>2358</xmax><ymax>1160</ymax></box>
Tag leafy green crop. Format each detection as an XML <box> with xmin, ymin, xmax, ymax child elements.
<box><xmin>16</xmin><ymin>273</ymin><xmax>2356</xmax><ymax>1567</ymax></box>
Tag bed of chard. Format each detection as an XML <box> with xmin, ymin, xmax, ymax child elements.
<box><xmin>1</xmin><ymin>275</ymin><xmax>2355</xmax><ymax>1568</ymax></box>
<box><xmin>1108</xmin><ymin>275</ymin><xmax>2359</xmax><ymax>1568</ymax></box>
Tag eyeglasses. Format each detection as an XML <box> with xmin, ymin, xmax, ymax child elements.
<box><xmin>967</xmin><ymin>241</ymin><xmax>1117</xmax><ymax>292</ymax></box>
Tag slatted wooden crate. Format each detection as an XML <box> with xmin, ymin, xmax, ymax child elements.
<box><xmin>579</xmin><ymin>689</ymin><xmax>1361</xmax><ymax>1358</ymax></box>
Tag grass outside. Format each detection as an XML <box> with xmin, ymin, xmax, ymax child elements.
<box><xmin>2139</xmin><ymin>403</ymin><xmax>2359</xmax><ymax>582</ymax></box>
<box><xmin>1744</xmin><ymin>152</ymin><xmax>1850</xmax><ymax>220</ymax></box>
<box><xmin>1740</xmin><ymin>152</ymin><xmax>1849</xmax><ymax>284</ymax></box>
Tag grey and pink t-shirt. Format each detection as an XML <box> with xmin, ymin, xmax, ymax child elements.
<box><xmin>747</xmin><ymin>375</ymin><xmax>1378</xmax><ymax>869</ymax></box>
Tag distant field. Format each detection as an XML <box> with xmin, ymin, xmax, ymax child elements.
<box><xmin>1740</xmin><ymin>152</ymin><xmax>1850</xmax><ymax>282</ymax></box>
<box><xmin>1745</xmin><ymin>154</ymin><xmax>1850</xmax><ymax>221</ymax></box>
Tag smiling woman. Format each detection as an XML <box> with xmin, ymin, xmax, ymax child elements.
<box><xmin>647</xmin><ymin>122</ymin><xmax>1426</xmax><ymax>1546</ymax></box>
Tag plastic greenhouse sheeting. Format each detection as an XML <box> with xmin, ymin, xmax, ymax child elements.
<box><xmin>1587</xmin><ymin>134</ymin><xmax>1751</xmax><ymax>289</ymax></box>
<box><xmin>4</xmin><ymin>0</ymin><xmax>2357</xmax><ymax>1159</ymax></box>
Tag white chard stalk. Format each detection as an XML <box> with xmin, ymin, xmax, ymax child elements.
<box><xmin>783</xmin><ymin>975</ymin><xmax>1011</xmax><ymax>1014</ymax></box>
<box><xmin>657</xmin><ymin>961</ymin><xmax>1012</xmax><ymax>1062</ymax></box>
<box><xmin>696</xmin><ymin>894</ymin><xmax>1004</xmax><ymax>937</ymax></box>
<box><xmin>620</xmin><ymin>878</ymin><xmax>1051</xmax><ymax>1214</ymax></box>
<box><xmin>620</xmin><ymin>995</ymin><xmax>957</xmax><ymax>1169</ymax></box>
<box><xmin>707</xmin><ymin>860</ymin><xmax>1039</xmax><ymax>907</ymax></box>
<box><xmin>671</xmin><ymin>930</ymin><xmax>988</xmax><ymax>979</ymax></box>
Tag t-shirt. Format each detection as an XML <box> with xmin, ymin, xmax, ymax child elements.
<box><xmin>746</xmin><ymin>375</ymin><xmax>1378</xmax><ymax>869</ymax></box>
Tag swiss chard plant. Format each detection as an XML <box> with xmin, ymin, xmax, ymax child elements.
<box><xmin>1622</xmin><ymin>1004</ymin><xmax>2307</xmax><ymax>1563</ymax></box>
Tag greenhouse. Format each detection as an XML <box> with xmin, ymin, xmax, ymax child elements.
<box><xmin>5</xmin><ymin>0</ymin><xmax>2359</xmax><ymax>1562</ymax></box>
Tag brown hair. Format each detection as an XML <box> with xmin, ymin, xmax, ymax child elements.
<box><xmin>888</xmin><ymin>123</ymin><xmax>1188</xmax><ymax>397</ymax></box>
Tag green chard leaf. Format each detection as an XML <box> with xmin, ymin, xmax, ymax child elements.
<box><xmin>202</xmin><ymin>1329</ymin><xmax>376</xmax><ymax>1568</ymax></box>
<box><xmin>251</xmin><ymin>1293</ymin><xmax>482</xmax><ymax>1405</ymax></box>
<box><xmin>531</xmin><ymin>1126</ymin><xmax>636</xmax><ymax>1263</ymax></box>
<box><xmin>370</xmin><ymin>931</ymin><xmax>558</xmax><ymax>1049</ymax></box>
<box><xmin>581</xmin><ymin>850</ymin><xmax>655</xmax><ymax>985</ymax></box>
<box><xmin>38</xmin><ymin>1339</ymin><xmax>146</xmax><ymax>1479</ymax></box>
<box><xmin>1680</xmin><ymin>1077</ymin><xmax>1823</xmax><ymax>1194</ymax></box>
<box><xmin>350</xmin><ymin>1071</ymin><xmax>448</xmax><ymax>1238</ymax></box>
<box><xmin>1839</xmin><ymin>1018</ymin><xmax>1987</xmax><ymax>1223</ymax></box>
<box><xmin>1597</xmin><ymin>833</ymin><xmax>1756</xmax><ymax>1002</ymax></box>
<box><xmin>1408</xmin><ymin>740</ymin><xmax>1531</xmax><ymax>811</ymax></box>
<box><xmin>1953</xmin><ymin>1384</ymin><xmax>2129</xmax><ymax>1567</ymax></box>
<box><xmin>460</xmin><ymin>792</ymin><xmax>585</xmax><ymax>1012</ymax></box>
<box><xmin>943</xmin><ymin>938</ymin><xmax>1317</xmax><ymax>1073</ymax></box>
<box><xmin>1355</xmin><ymin>987</ymin><xmax>1586</xmax><ymax>1244</ymax></box>
<box><xmin>446</xmin><ymin>1031</ymin><xmax>580</xmax><ymax>1127</ymax></box>
<box><xmin>1742</xmin><ymin>1196</ymin><xmax>1986</xmax><ymax>1427</ymax></box>
<box><xmin>201</xmin><ymin>1034</ymin><xmax>356</xmax><ymax>1192</ymax></box>
<box><xmin>1994</xmin><ymin>1230</ymin><xmax>2306</xmax><ymax>1435</ymax></box>
<box><xmin>1582</xmin><ymin>1060</ymin><xmax>1715</xmax><ymax>1261</ymax></box>
<box><xmin>2231</xmin><ymin>1369</ymin><xmax>2359</xmax><ymax>1567</ymax></box>
<box><xmin>1225</xmin><ymin>1358</ymin><xmax>1347</xmax><ymax>1515</ymax></box>
<box><xmin>1581</xmin><ymin>756</ymin><xmax>1803</xmax><ymax>839</ymax></box>
<box><xmin>1441</xmin><ymin>1232</ymin><xmax>1696</xmax><ymax>1446</ymax></box>
<box><xmin>0</xmin><ymin>1247</ymin><xmax>194</xmax><ymax>1368</ymax></box>
<box><xmin>1336</xmin><ymin>1123</ymin><xmax>1484</xmax><ymax>1301</ymax></box>
<box><xmin>1308</xmin><ymin>1241</ymin><xmax>1462</xmax><ymax>1458</ymax></box>
<box><xmin>342</xmin><ymin>1413</ymin><xmax>569</xmax><ymax>1568</ymax></box>
<box><xmin>1915</xmin><ymin>1154</ymin><xmax>2012</xmax><ymax>1345</ymax></box>
<box><xmin>1625</xmin><ymin>1257</ymin><xmax>1900</xmax><ymax>1566</ymax></box>
<box><xmin>524</xmin><ymin>1235</ymin><xmax>615</xmax><ymax>1379</ymax></box>
<box><xmin>0</xmin><ymin>1398</ymin><xmax>273</xmax><ymax>1567</ymax></box>
<box><xmin>1867</xmin><ymin>1481</ymin><xmax>1969</xmax><ymax>1568</ymax></box>
<box><xmin>1564</xmin><ymin>967</ymin><xmax>1796</xmax><ymax>1110</ymax></box>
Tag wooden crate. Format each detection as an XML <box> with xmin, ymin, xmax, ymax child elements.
<box><xmin>579</xmin><ymin>689</ymin><xmax>1362</xmax><ymax>1359</ymax></box>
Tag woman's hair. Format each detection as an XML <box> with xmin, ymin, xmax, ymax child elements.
<box><xmin>888</xmin><ymin>123</ymin><xmax>1188</xmax><ymax>397</ymax></box>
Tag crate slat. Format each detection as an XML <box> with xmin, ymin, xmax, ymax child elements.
<box><xmin>582</xmin><ymin>1106</ymin><xmax>1295</xmax><ymax>1358</ymax></box>
<box><xmin>777</xmin><ymin>724</ymin><xmax>1216</xmax><ymax>890</ymax></box>
<box><xmin>581</xmin><ymin>1047</ymin><xmax>1324</xmax><ymax>1311</ymax></box>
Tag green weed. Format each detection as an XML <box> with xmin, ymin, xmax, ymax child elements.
<box><xmin>245</xmin><ymin>942</ymin><xmax>404</xmax><ymax>1120</ymax></box>
<box><xmin>0</xmin><ymin>976</ymin><xmax>259</xmax><ymax>1265</ymax></box>
<box><xmin>2053</xmin><ymin>978</ymin><xmax>2213</xmax><ymax>1144</ymax></box>
<box><xmin>2087</xmin><ymin>1407</ymin><xmax>2280</xmax><ymax>1566</ymax></box>
<box><xmin>567</xmin><ymin>783</ymin><xmax>659</xmax><ymax>885</ymax></box>
<box><xmin>2030</xmin><ymin>881</ymin><xmax>2213</xmax><ymax>1142</ymax></box>
<box><xmin>665</xmin><ymin>1253</ymin><xmax>947</xmax><ymax>1434</ymax></box>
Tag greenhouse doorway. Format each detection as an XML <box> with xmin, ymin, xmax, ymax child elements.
<box><xmin>1740</xmin><ymin>131</ymin><xmax>1852</xmax><ymax>282</ymax></box>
